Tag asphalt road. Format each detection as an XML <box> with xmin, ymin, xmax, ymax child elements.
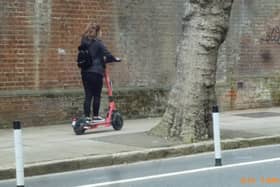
<box><xmin>1</xmin><ymin>144</ymin><xmax>280</xmax><ymax>187</ymax></box>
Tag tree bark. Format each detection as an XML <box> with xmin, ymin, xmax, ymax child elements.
<box><xmin>149</xmin><ymin>0</ymin><xmax>234</xmax><ymax>143</ymax></box>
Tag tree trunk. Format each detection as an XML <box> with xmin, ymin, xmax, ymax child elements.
<box><xmin>149</xmin><ymin>0</ymin><xmax>234</xmax><ymax>143</ymax></box>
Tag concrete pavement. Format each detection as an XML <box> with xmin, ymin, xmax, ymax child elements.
<box><xmin>1</xmin><ymin>107</ymin><xmax>280</xmax><ymax>180</ymax></box>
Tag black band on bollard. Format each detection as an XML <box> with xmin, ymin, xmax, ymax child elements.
<box><xmin>17</xmin><ymin>185</ymin><xmax>24</xmax><ymax>187</ymax></box>
<box><xmin>215</xmin><ymin>158</ymin><xmax>222</xmax><ymax>166</ymax></box>
<box><xmin>212</xmin><ymin>105</ymin><xmax>219</xmax><ymax>113</ymax></box>
<box><xmin>13</xmin><ymin>121</ymin><xmax>21</xmax><ymax>129</ymax></box>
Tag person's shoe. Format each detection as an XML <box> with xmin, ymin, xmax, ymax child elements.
<box><xmin>93</xmin><ymin>116</ymin><xmax>105</xmax><ymax>122</ymax></box>
<box><xmin>85</xmin><ymin>117</ymin><xmax>92</xmax><ymax>123</ymax></box>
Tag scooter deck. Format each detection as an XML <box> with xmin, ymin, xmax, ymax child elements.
<box><xmin>83</xmin><ymin>120</ymin><xmax>111</xmax><ymax>129</ymax></box>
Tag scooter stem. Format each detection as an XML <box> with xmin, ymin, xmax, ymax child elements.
<box><xmin>104</xmin><ymin>68</ymin><xmax>113</xmax><ymax>97</ymax></box>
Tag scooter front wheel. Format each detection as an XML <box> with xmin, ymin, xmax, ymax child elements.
<box><xmin>112</xmin><ymin>111</ymin><xmax>123</xmax><ymax>130</ymax></box>
<box><xmin>73</xmin><ymin>118</ymin><xmax>87</xmax><ymax>135</ymax></box>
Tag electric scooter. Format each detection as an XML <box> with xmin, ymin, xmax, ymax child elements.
<box><xmin>71</xmin><ymin>67</ymin><xmax>123</xmax><ymax>135</ymax></box>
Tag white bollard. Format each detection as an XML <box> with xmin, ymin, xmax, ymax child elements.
<box><xmin>212</xmin><ymin>105</ymin><xmax>222</xmax><ymax>166</ymax></box>
<box><xmin>13</xmin><ymin>121</ymin><xmax>24</xmax><ymax>187</ymax></box>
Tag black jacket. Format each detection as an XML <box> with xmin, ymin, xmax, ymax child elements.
<box><xmin>80</xmin><ymin>37</ymin><xmax>117</xmax><ymax>76</ymax></box>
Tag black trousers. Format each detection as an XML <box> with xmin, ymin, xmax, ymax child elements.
<box><xmin>81</xmin><ymin>72</ymin><xmax>103</xmax><ymax>117</ymax></box>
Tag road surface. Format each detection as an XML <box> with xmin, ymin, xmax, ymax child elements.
<box><xmin>1</xmin><ymin>144</ymin><xmax>280</xmax><ymax>187</ymax></box>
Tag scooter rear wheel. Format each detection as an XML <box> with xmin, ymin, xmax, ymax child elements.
<box><xmin>112</xmin><ymin>111</ymin><xmax>123</xmax><ymax>130</ymax></box>
<box><xmin>73</xmin><ymin>118</ymin><xmax>87</xmax><ymax>135</ymax></box>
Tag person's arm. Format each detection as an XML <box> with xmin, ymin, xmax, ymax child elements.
<box><xmin>99</xmin><ymin>41</ymin><xmax>121</xmax><ymax>63</ymax></box>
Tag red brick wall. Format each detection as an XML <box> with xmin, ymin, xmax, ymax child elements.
<box><xmin>0</xmin><ymin>0</ymin><xmax>121</xmax><ymax>127</ymax></box>
<box><xmin>0</xmin><ymin>0</ymin><xmax>118</xmax><ymax>91</ymax></box>
<box><xmin>3</xmin><ymin>0</ymin><xmax>280</xmax><ymax>127</ymax></box>
<box><xmin>0</xmin><ymin>0</ymin><xmax>183</xmax><ymax>127</ymax></box>
<box><xmin>0</xmin><ymin>0</ymin><xmax>183</xmax><ymax>92</ymax></box>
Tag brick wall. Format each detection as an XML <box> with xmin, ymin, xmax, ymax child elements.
<box><xmin>0</xmin><ymin>88</ymin><xmax>169</xmax><ymax>128</ymax></box>
<box><xmin>0</xmin><ymin>0</ymin><xmax>183</xmax><ymax>127</ymax></box>
<box><xmin>217</xmin><ymin>0</ymin><xmax>280</xmax><ymax>110</ymax></box>
<box><xmin>1</xmin><ymin>0</ymin><xmax>280</xmax><ymax>128</ymax></box>
<box><xmin>0</xmin><ymin>0</ymin><xmax>119</xmax><ymax>90</ymax></box>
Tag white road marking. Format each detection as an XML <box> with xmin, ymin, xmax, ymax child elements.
<box><xmin>76</xmin><ymin>157</ymin><xmax>280</xmax><ymax>187</ymax></box>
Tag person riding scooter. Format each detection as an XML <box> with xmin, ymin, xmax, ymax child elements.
<box><xmin>80</xmin><ymin>22</ymin><xmax>121</xmax><ymax>123</ymax></box>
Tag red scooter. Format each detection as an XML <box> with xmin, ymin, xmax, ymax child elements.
<box><xmin>72</xmin><ymin>67</ymin><xmax>123</xmax><ymax>135</ymax></box>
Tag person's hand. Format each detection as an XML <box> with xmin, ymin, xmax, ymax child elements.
<box><xmin>115</xmin><ymin>57</ymin><xmax>121</xmax><ymax>62</ymax></box>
